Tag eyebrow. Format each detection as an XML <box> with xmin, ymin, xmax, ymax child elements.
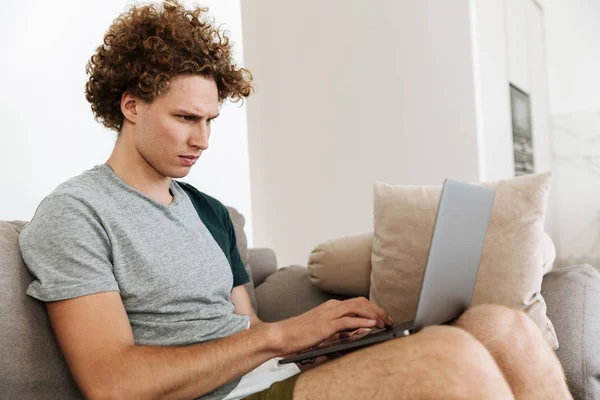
<box><xmin>174</xmin><ymin>109</ymin><xmax>220</xmax><ymax>119</ymax></box>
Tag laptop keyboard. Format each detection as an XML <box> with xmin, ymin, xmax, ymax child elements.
<box><xmin>366</xmin><ymin>320</ymin><xmax>414</xmax><ymax>337</ymax></box>
<box><xmin>318</xmin><ymin>320</ymin><xmax>415</xmax><ymax>350</ymax></box>
<box><xmin>291</xmin><ymin>320</ymin><xmax>416</xmax><ymax>358</ymax></box>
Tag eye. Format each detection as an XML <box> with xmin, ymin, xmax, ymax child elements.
<box><xmin>178</xmin><ymin>115</ymin><xmax>196</xmax><ymax>122</ymax></box>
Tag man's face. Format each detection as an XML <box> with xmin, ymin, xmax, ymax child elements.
<box><xmin>133</xmin><ymin>74</ymin><xmax>220</xmax><ymax>179</ymax></box>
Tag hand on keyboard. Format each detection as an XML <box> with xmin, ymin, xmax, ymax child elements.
<box><xmin>318</xmin><ymin>327</ymin><xmax>374</xmax><ymax>348</ymax></box>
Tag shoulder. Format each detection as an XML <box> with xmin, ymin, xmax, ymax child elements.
<box><xmin>55</xmin><ymin>165</ymin><xmax>109</xmax><ymax>198</ymax></box>
<box><xmin>19</xmin><ymin>192</ymin><xmax>107</xmax><ymax>255</ymax></box>
<box><xmin>174</xmin><ymin>180</ymin><xmax>229</xmax><ymax>220</ymax></box>
<box><xmin>34</xmin><ymin>168</ymin><xmax>106</xmax><ymax>222</ymax></box>
<box><xmin>20</xmin><ymin>168</ymin><xmax>111</xmax><ymax>243</ymax></box>
<box><xmin>33</xmin><ymin>165</ymin><xmax>111</xmax><ymax>216</ymax></box>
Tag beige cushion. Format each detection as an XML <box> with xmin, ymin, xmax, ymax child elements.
<box><xmin>308</xmin><ymin>231</ymin><xmax>555</xmax><ymax>298</ymax></box>
<box><xmin>308</xmin><ymin>232</ymin><xmax>373</xmax><ymax>296</ymax></box>
<box><xmin>370</xmin><ymin>172</ymin><xmax>559</xmax><ymax>349</ymax></box>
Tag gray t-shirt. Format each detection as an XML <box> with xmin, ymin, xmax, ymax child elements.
<box><xmin>19</xmin><ymin>164</ymin><xmax>250</xmax><ymax>400</ymax></box>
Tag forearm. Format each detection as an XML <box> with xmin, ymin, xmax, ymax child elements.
<box><xmin>97</xmin><ymin>322</ymin><xmax>280</xmax><ymax>400</ymax></box>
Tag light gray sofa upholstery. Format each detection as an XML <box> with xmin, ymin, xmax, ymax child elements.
<box><xmin>543</xmin><ymin>264</ymin><xmax>600</xmax><ymax>400</ymax></box>
<box><xmin>2</xmin><ymin>207</ymin><xmax>599</xmax><ymax>399</ymax></box>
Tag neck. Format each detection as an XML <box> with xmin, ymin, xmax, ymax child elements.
<box><xmin>105</xmin><ymin>131</ymin><xmax>173</xmax><ymax>205</ymax></box>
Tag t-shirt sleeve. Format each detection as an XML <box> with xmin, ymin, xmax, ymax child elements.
<box><xmin>221</xmin><ymin>206</ymin><xmax>250</xmax><ymax>288</ymax></box>
<box><xmin>19</xmin><ymin>194</ymin><xmax>119</xmax><ymax>302</ymax></box>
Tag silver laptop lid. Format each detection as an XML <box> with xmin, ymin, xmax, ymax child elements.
<box><xmin>409</xmin><ymin>179</ymin><xmax>495</xmax><ymax>332</ymax></box>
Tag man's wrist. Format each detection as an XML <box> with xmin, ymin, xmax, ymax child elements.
<box><xmin>255</xmin><ymin>321</ymin><xmax>286</xmax><ymax>357</ymax></box>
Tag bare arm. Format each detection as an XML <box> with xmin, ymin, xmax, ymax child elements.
<box><xmin>46</xmin><ymin>291</ymin><xmax>279</xmax><ymax>400</ymax></box>
<box><xmin>230</xmin><ymin>285</ymin><xmax>325</xmax><ymax>372</ymax></box>
<box><xmin>48</xmin><ymin>289</ymin><xmax>392</xmax><ymax>399</ymax></box>
<box><xmin>230</xmin><ymin>285</ymin><xmax>260</xmax><ymax>327</ymax></box>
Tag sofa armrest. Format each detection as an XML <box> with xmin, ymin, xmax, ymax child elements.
<box><xmin>255</xmin><ymin>266</ymin><xmax>350</xmax><ymax>322</ymax></box>
<box><xmin>247</xmin><ymin>248</ymin><xmax>278</xmax><ymax>287</ymax></box>
<box><xmin>541</xmin><ymin>264</ymin><xmax>600</xmax><ymax>400</ymax></box>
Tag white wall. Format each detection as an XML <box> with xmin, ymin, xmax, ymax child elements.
<box><xmin>545</xmin><ymin>0</ymin><xmax>600</xmax><ymax>115</ymax></box>
<box><xmin>242</xmin><ymin>0</ymin><xmax>482</xmax><ymax>267</ymax></box>
<box><xmin>506</xmin><ymin>0</ymin><xmax>554</xmax><ymax>178</ymax></box>
<box><xmin>0</xmin><ymin>0</ymin><xmax>254</xmax><ymax>244</ymax></box>
<box><xmin>471</xmin><ymin>0</ymin><xmax>600</xmax><ymax>269</ymax></box>
<box><xmin>470</xmin><ymin>0</ymin><xmax>555</xmax><ymax>237</ymax></box>
<box><xmin>470</xmin><ymin>0</ymin><xmax>553</xmax><ymax>176</ymax></box>
<box><xmin>544</xmin><ymin>0</ymin><xmax>600</xmax><ymax>268</ymax></box>
<box><xmin>469</xmin><ymin>0</ymin><xmax>514</xmax><ymax>182</ymax></box>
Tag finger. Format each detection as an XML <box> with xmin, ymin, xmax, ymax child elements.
<box><xmin>349</xmin><ymin>327</ymin><xmax>373</xmax><ymax>337</ymax></box>
<box><xmin>333</xmin><ymin>328</ymin><xmax>360</xmax><ymax>339</ymax></box>
<box><xmin>334</xmin><ymin>316</ymin><xmax>378</xmax><ymax>332</ymax></box>
<box><xmin>339</xmin><ymin>302</ymin><xmax>380</xmax><ymax>323</ymax></box>
<box><xmin>340</xmin><ymin>303</ymin><xmax>385</xmax><ymax>328</ymax></box>
<box><xmin>358</xmin><ymin>306</ymin><xmax>386</xmax><ymax>328</ymax></box>
<box><xmin>354</xmin><ymin>297</ymin><xmax>395</xmax><ymax>326</ymax></box>
<box><xmin>321</xmin><ymin>332</ymin><xmax>343</xmax><ymax>345</ymax></box>
<box><xmin>319</xmin><ymin>329</ymin><xmax>354</xmax><ymax>348</ymax></box>
<box><xmin>320</xmin><ymin>327</ymin><xmax>364</xmax><ymax>347</ymax></box>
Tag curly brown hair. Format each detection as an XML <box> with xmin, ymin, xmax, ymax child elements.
<box><xmin>85</xmin><ymin>0</ymin><xmax>253</xmax><ymax>132</ymax></box>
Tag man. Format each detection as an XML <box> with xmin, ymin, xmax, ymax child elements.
<box><xmin>19</xmin><ymin>1</ymin><xmax>572</xmax><ymax>399</ymax></box>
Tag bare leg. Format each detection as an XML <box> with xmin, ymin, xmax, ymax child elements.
<box><xmin>293</xmin><ymin>325</ymin><xmax>515</xmax><ymax>400</ymax></box>
<box><xmin>450</xmin><ymin>304</ymin><xmax>572</xmax><ymax>400</ymax></box>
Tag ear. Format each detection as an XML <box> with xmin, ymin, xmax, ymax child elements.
<box><xmin>120</xmin><ymin>91</ymin><xmax>141</xmax><ymax>125</ymax></box>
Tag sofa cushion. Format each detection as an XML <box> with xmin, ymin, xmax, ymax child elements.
<box><xmin>308</xmin><ymin>230</ymin><xmax>557</xmax><ymax>298</ymax></box>
<box><xmin>542</xmin><ymin>264</ymin><xmax>600</xmax><ymax>399</ymax></box>
<box><xmin>370</xmin><ymin>172</ymin><xmax>559</xmax><ymax>349</ymax></box>
<box><xmin>255</xmin><ymin>266</ymin><xmax>348</xmax><ymax>322</ymax></box>
<box><xmin>247</xmin><ymin>248</ymin><xmax>278</xmax><ymax>287</ymax></box>
<box><xmin>226</xmin><ymin>206</ymin><xmax>258</xmax><ymax>314</ymax></box>
<box><xmin>0</xmin><ymin>220</ymin><xmax>83</xmax><ymax>399</ymax></box>
<box><xmin>308</xmin><ymin>232</ymin><xmax>373</xmax><ymax>296</ymax></box>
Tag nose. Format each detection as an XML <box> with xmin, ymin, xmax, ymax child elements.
<box><xmin>190</xmin><ymin>122</ymin><xmax>210</xmax><ymax>151</ymax></box>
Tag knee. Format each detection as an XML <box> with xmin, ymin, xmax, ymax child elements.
<box><xmin>460</xmin><ymin>303</ymin><xmax>525</xmax><ymax>323</ymax></box>
<box><xmin>412</xmin><ymin>326</ymin><xmax>501</xmax><ymax>375</ymax></box>
<box><xmin>409</xmin><ymin>326</ymin><xmax>513</xmax><ymax>397</ymax></box>
<box><xmin>417</xmin><ymin>325</ymin><xmax>495</xmax><ymax>365</ymax></box>
<box><xmin>455</xmin><ymin>304</ymin><xmax>548</xmax><ymax>351</ymax></box>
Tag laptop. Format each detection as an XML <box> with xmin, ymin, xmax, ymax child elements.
<box><xmin>278</xmin><ymin>178</ymin><xmax>496</xmax><ymax>365</ymax></box>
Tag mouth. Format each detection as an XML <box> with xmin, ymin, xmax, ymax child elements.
<box><xmin>178</xmin><ymin>155</ymin><xmax>199</xmax><ymax>165</ymax></box>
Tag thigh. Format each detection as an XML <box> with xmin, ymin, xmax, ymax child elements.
<box><xmin>293</xmin><ymin>325</ymin><xmax>514</xmax><ymax>400</ymax></box>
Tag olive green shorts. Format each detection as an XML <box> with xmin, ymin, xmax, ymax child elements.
<box><xmin>242</xmin><ymin>373</ymin><xmax>300</xmax><ymax>400</ymax></box>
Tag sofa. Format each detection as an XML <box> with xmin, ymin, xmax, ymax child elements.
<box><xmin>1</xmin><ymin>207</ymin><xmax>599</xmax><ymax>399</ymax></box>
